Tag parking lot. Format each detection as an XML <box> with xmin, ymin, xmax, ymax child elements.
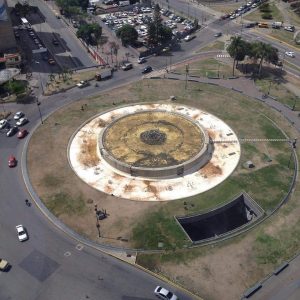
<box><xmin>10</xmin><ymin>9</ymin><xmax>61</xmax><ymax>73</ymax></box>
<box><xmin>99</xmin><ymin>6</ymin><xmax>196</xmax><ymax>49</ymax></box>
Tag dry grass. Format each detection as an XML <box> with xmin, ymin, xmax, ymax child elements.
<box><xmin>78</xmin><ymin>136</ymin><xmax>100</xmax><ymax>167</ymax></box>
<box><xmin>45</xmin><ymin>70</ymin><xmax>97</xmax><ymax>95</ymax></box>
<box><xmin>27</xmin><ymin>78</ymin><xmax>298</xmax><ymax>300</ymax></box>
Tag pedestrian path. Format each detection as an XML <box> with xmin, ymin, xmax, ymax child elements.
<box><xmin>163</xmin><ymin>72</ymin><xmax>300</xmax><ymax>133</ymax></box>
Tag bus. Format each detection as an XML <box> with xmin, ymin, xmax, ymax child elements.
<box><xmin>20</xmin><ymin>17</ymin><xmax>30</xmax><ymax>28</ymax></box>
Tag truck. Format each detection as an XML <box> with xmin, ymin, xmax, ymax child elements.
<box><xmin>272</xmin><ymin>21</ymin><xmax>282</xmax><ymax>29</ymax></box>
<box><xmin>258</xmin><ymin>22</ymin><xmax>268</xmax><ymax>28</ymax></box>
<box><xmin>95</xmin><ymin>69</ymin><xmax>112</xmax><ymax>81</ymax></box>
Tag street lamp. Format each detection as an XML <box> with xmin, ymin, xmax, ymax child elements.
<box><xmin>36</xmin><ymin>100</ymin><xmax>43</xmax><ymax>124</ymax></box>
<box><xmin>96</xmin><ymin>223</ymin><xmax>101</xmax><ymax>237</ymax></box>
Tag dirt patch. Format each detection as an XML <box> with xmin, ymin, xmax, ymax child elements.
<box><xmin>201</xmin><ymin>162</ymin><xmax>222</xmax><ymax>177</ymax></box>
<box><xmin>78</xmin><ymin>136</ymin><xmax>99</xmax><ymax>167</ymax></box>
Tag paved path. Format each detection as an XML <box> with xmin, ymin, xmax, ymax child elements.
<box><xmin>165</xmin><ymin>72</ymin><xmax>300</xmax><ymax>133</ymax></box>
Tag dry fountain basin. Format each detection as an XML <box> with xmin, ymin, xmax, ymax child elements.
<box><xmin>69</xmin><ymin>103</ymin><xmax>241</xmax><ymax>201</ymax></box>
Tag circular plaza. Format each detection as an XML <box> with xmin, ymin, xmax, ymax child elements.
<box><xmin>68</xmin><ymin>103</ymin><xmax>241</xmax><ymax>201</ymax></box>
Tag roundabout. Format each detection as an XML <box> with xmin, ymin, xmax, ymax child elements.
<box><xmin>69</xmin><ymin>103</ymin><xmax>240</xmax><ymax>201</ymax></box>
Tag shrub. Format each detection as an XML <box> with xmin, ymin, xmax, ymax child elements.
<box><xmin>262</xmin><ymin>12</ymin><xmax>273</xmax><ymax>19</ymax></box>
<box><xmin>259</xmin><ymin>3</ymin><xmax>271</xmax><ymax>12</ymax></box>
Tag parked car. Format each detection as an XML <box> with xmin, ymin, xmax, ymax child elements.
<box><xmin>122</xmin><ymin>63</ymin><xmax>133</xmax><ymax>70</ymax></box>
<box><xmin>16</xmin><ymin>117</ymin><xmax>28</xmax><ymax>126</ymax></box>
<box><xmin>184</xmin><ymin>35</ymin><xmax>196</xmax><ymax>42</ymax></box>
<box><xmin>285</xmin><ymin>51</ymin><xmax>295</xmax><ymax>58</ymax></box>
<box><xmin>17</xmin><ymin>129</ymin><xmax>28</xmax><ymax>139</ymax></box>
<box><xmin>52</xmin><ymin>39</ymin><xmax>59</xmax><ymax>46</ymax></box>
<box><xmin>138</xmin><ymin>57</ymin><xmax>146</xmax><ymax>64</ymax></box>
<box><xmin>76</xmin><ymin>80</ymin><xmax>89</xmax><ymax>88</ymax></box>
<box><xmin>0</xmin><ymin>259</ymin><xmax>9</xmax><ymax>271</ymax></box>
<box><xmin>154</xmin><ymin>286</ymin><xmax>178</xmax><ymax>300</ymax></box>
<box><xmin>14</xmin><ymin>111</ymin><xmax>24</xmax><ymax>120</ymax></box>
<box><xmin>16</xmin><ymin>225</ymin><xmax>28</xmax><ymax>242</ymax></box>
<box><xmin>48</xmin><ymin>58</ymin><xmax>56</xmax><ymax>65</ymax></box>
<box><xmin>244</xmin><ymin>22</ymin><xmax>256</xmax><ymax>28</ymax></box>
<box><xmin>7</xmin><ymin>126</ymin><xmax>18</xmax><ymax>137</ymax></box>
<box><xmin>142</xmin><ymin>66</ymin><xmax>153</xmax><ymax>74</ymax></box>
<box><xmin>0</xmin><ymin>119</ymin><xmax>8</xmax><ymax>129</ymax></box>
<box><xmin>8</xmin><ymin>155</ymin><xmax>17</xmax><ymax>168</ymax></box>
<box><xmin>284</xmin><ymin>26</ymin><xmax>295</xmax><ymax>32</ymax></box>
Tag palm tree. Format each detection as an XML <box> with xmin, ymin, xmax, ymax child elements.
<box><xmin>109</xmin><ymin>42</ymin><xmax>119</xmax><ymax>66</ymax></box>
<box><xmin>227</xmin><ymin>36</ymin><xmax>247</xmax><ymax>76</ymax></box>
<box><xmin>250</xmin><ymin>42</ymin><xmax>278</xmax><ymax>76</ymax></box>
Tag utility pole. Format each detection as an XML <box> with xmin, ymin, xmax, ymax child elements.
<box><xmin>185</xmin><ymin>64</ymin><xmax>189</xmax><ymax>89</ymax></box>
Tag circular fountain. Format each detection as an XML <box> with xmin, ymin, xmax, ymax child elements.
<box><xmin>99</xmin><ymin>110</ymin><xmax>211</xmax><ymax>178</ymax></box>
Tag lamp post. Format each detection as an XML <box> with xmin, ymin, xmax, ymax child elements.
<box><xmin>96</xmin><ymin>223</ymin><xmax>101</xmax><ymax>237</ymax></box>
<box><xmin>267</xmin><ymin>80</ymin><xmax>272</xmax><ymax>95</ymax></box>
<box><xmin>36</xmin><ymin>100</ymin><xmax>43</xmax><ymax>124</ymax></box>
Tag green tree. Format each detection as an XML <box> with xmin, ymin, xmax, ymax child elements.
<box><xmin>250</xmin><ymin>42</ymin><xmax>278</xmax><ymax>75</ymax></box>
<box><xmin>116</xmin><ymin>25</ymin><xmax>138</xmax><ymax>46</ymax></box>
<box><xmin>227</xmin><ymin>36</ymin><xmax>248</xmax><ymax>76</ymax></box>
<box><xmin>76</xmin><ymin>23</ymin><xmax>102</xmax><ymax>45</ymax></box>
<box><xmin>56</xmin><ymin>0</ymin><xmax>89</xmax><ymax>10</ymax></box>
<box><xmin>15</xmin><ymin>3</ymin><xmax>31</xmax><ymax>17</ymax></box>
<box><xmin>147</xmin><ymin>4</ymin><xmax>172</xmax><ymax>46</ymax></box>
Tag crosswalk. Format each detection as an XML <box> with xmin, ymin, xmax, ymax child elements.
<box><xmin>216</xmin><ymin>54</ymin><xmax>231</xmax><ymax>58</ymax></box>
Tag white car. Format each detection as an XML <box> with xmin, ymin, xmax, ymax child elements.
<box><xmin>76</xmin><ymin>80</ymin><xmax>88</xmax><ymax>88</ymax></box>
<box><xmin>138</xmin><ymin>57</ymin><xmax>146</xmax><ymax>64</ymax></box>
<box><xmin>154</xmin><ymin>286</ymin><xmax>178</xmax><ymax>300</ymax></box>
<box><xmin>16</xmin><ymin>117</ymin><xmax>28</xmax><ymax>126</ymax></box>
<box><xmin>0</xmin><ymin>119</ymin><xmax>8</xmax><ymax>129</ymax></box>
<box><xmin>14</xmin><ymin>111</ymin><xmax>24</xmax><ymax>120</ymax></box>
<box><xmin>184</xmin><ymin>35</ymin><xmax>196</xmax><ymax>42</ymax></box>
<box><xmin>16</xmin><ymin>225</ymin><xmax>28</xmax><ymax>242</ymax></box>
<box><xmin>284</xmin><ymin>26</ymin><xmax>295</xmax><ymax>32</ymax></box>
<box><xmin>285</xmin><ymin>51</ymin><xmax>295</xmax><ymax>58</ymax></box>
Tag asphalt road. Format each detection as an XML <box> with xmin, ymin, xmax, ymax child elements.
<box><xmin>1</xmin><ymin>1</ymin><xmax>300</xmax><ymax>300</ymax></box>
<box><xmin>0</xmin><ymin>86</ymin><xmax>195</xmax><ymax>300</ymax></box>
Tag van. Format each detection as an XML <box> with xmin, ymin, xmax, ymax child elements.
<box><xmin>258</xmin><ymin>23</ymin><xmax>268</xmax><ymax>28</ymax></box>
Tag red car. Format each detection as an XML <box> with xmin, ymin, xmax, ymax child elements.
<box><xmin>8</xmin><ymin>156</ymin><xmax>17</xmax><ymax>168</ymax></box>
<box><xmin>17</xmin><ymin>129</ymin><xmax>28</xmax><ymax>139</ymax></box>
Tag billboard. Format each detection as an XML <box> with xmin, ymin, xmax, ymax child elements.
<box><xmin>0</xmin><ymin>0</ymin><xmax>8</xmax><ymax>21</ymax></box>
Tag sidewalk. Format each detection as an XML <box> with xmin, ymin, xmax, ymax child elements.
<box><xmin>164</xmin><ymin>72</ymin><xmax>300</xmax><ymax>132</ymax></box>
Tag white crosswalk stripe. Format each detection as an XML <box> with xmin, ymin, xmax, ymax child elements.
<box><xmin>216</xmin><ymin>54</ymin><xmax>230</xmax><ymax>58</ymax></box>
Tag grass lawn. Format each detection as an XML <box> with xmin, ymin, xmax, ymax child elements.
<box><xmin>255</xmin><ymin>78</ymin><xmax>300</xmax><ymax>110</ymax></box>
<box><xmin>27</xmin><ymin>78</ymin><xmax>298</xmax><ymax>300</ymax></box>
<box><xmin>245</xmin><ymin>3</ymin><xmax>284</xmax><ymax>22</ymax></box>
<box><xmin>269</xmin><ymin>29</ymin><xmax>300</xmax><ymax>49</ymax></box>
<box><xmin>287</xmin><ymin>7</ymin><xmax>300</xmax><ymax>27</ymax></box>
<box><xmin>210</xmin><ymin>3</ymin><xmax>240</xmax><ymax>14</ymax></box>
<box><xmin>175</xmin><ymin>58</ymin><xmax>237</xmax><ymax>78</ymax></box>
<box><xmin>197</xmin><ymin>41</ymin><xmax>225</xmax><ymax>52</ymax></box>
